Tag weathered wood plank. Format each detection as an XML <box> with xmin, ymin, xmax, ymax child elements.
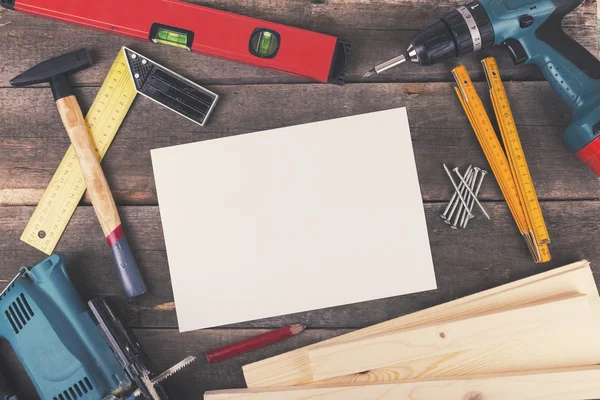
<box><xmin>0</xmin><ymin>0</ymin><xmax>596</xmax><ymax>85</ymax></box>
<box><xmin>0</xmin><ymin>83</ymin><xmax>598</xmax><ymax>206</ymax></box>
<box><xmin>0</xmin><ymin>200</ymin><xmax>598</xmax><ymax>329</ymax></box>
<box><xmin>0</xmin><ymin>328</ymin><xmax>351</xmax><ymax>399</ymax></box>
<box><xmin>1</xmin><ymin>1</ymin><xmax>597</xmax><ymax>399</ymax></box>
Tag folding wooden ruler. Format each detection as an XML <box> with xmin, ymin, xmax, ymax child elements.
<box><xmin>452</xmin><ymin>59</ymin><xmax>550</xmax><ymax>263</ymax></box>
<box><xmin>482</xmin><ymin>57</ymin><xmax>550</xmax><ymax>246</ymax></box>
<box><xmin>21</xmin><ymin>47</ymin><xmax>218</xmax><ymax>254</ymax></box>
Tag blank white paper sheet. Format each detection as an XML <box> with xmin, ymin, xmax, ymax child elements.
<box><xmin>151</xmin><ymin>107</ymin><xmax>436</xmax><ymax>332</ymax></box>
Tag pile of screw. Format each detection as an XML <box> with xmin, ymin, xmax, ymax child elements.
<box><xmin>441</xmin><ymin>164</ymin><xmax>489</xmax><ymax>229</ymax></box>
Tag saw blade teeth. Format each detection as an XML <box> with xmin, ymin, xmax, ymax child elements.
<box><xmin>154</xmin><ymin>356</ymin><xmax>197</xmax><ymax>384</ymax></box>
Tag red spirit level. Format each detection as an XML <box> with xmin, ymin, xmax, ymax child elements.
<box><xmin>0</xmin><ymin>0</ymin><xmax>351</xmax><ymax>84</ymax></box>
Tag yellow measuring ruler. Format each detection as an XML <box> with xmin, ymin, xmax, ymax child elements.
<box><xmin>452</xmin><ymin>64</ymin><xmax>550</xmax><ymax>263</ymax></box>
<box><xmin>482</xmin><ymin>57</ymin><xmax>550</xmax><ymax>246</ymax></box>
<box><xmin>21</xmin><ymin>48</ymin><xmax>137</xmax><ymax>254</ymax></box>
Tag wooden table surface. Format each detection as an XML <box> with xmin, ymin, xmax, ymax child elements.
<box><xmin>1</xmin><ymin>1</ymin><xmax>599</xmax><ymax>398</ymax></box>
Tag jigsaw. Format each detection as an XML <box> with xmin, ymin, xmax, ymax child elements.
<box><xmin>0</xmin><ymin>255</ymin><xmax>195</xmax><ymax>400</ymax></box>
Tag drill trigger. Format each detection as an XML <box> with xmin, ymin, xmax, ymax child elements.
<box><xmin>502</xmin><ymin>38</ymin><xmax>529</xmax><ymax>65</ymax></box>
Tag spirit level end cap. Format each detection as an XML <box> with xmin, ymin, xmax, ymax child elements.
<box><xmin>576</xmin><ymin>136</ymin><xmax>600</xmax><ymax>177</ymax></box>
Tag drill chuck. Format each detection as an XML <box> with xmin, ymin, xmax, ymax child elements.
<box><xmin>366</xmin><ymin>0</ymin><xmax>494</xmax><ymax>75</ymax></box>
<box><xmin>412</xmin><ymin>1</ymin><xmax>494</xmax><ymax>66</ymax></box>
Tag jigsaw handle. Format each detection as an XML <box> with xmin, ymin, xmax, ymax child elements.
<box><xmin>56</xmin><ymin>96</ymin><xmax>148</xmax><ymax>298</ymax></box>
<box><xmin>0</xmin><ymin>256</ymin><xmax>132</xmax><ymax>399</ymax></box>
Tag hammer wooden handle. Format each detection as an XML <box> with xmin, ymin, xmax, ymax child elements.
<box><xmin>57</xmin><ymin>96</ymin><xmax>120</xmax><ymax>237</ymax></box>
<box><xmin>56</xmin><ymin>95</ymin><xmax>147</xmax><ymax>298</ymax></box>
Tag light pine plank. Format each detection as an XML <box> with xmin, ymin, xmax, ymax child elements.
<box><xmin>207</xmin><ymin>367</ymin><xmax>600</xmax><ymax>400</ymax></box>
<box><xmin>242</xmin><ymin>261</ymin><xmax>597</xmax><ymax>387</ymax></box>
<box><xmin>308</xmin><ymin>295</ymin><xmax>600</xmax><ymax>381</ymax></box>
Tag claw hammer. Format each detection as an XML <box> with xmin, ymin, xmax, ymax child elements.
<box><xmin>11</xmin><ymin>49</ymin><xmax>148</xmax><ymax>298</ymax></box>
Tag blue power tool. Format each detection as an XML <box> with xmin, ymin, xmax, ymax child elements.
<box><xmin>365</xmin><ymin>0</ymin><xmax>600</xmax><ymax>176</ymax></box>
<box><xmin>0</xmin><ymin>255</ymin><xmax>194</xmax><ymax>400</ymax></box>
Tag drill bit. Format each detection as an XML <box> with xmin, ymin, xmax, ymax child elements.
<box><xmin>364</xmin><ymin>53</ymin><xmax>408</xmax><ymax>77</ymax></box>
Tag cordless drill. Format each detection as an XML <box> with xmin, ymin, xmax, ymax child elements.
<box><xmin>366</xmin><ymin>0</ymin><xmax>600</xmax><ymax>176</ymax></box>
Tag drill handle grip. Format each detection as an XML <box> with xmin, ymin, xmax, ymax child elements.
<box><xmin>521</xmin><ymin>4</ymin><xmax>600</xmax><ymax>152</ymax></box>
<box><xmin>530</xmin><ymin>0</ymin><xmax>600</xmax><ymax>110</ymax></box>
<box><xmin>530</xmin><ymin>36</ymin><xmax>600</xmax><ymax>111</ymax></box>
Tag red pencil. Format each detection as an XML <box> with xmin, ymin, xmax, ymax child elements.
<box><xmin>206</xmin><ymin>324</ymin><xmax>306</xmax><ymax>363</ymax></box>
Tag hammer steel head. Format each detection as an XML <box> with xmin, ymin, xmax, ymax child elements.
<box><xmin>10</xmin><ymin>49</ymin><xmax>92</xmax><ymax>100</ymax></box>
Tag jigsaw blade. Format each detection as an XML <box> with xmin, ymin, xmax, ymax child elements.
<box><xmin>152</xmin><ymin>356</ymin><xmax>197</xmax><ymax>386</ymax></box>
<box><xmin>130</xmin><ymin>356</ymin><xmax>197</xmax><ymax>399</ymax></box>
<box><xmin>89</xmin><ymin>297</ymin><xmax>171</xmax><ymax>399</ymax></box>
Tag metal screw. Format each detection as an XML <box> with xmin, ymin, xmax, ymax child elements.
<box><xmin>443</xmin><ymin>164</ymin><xmax>473</xmax><ymax>218</ymax></box>
<box><xmin>455</xmin><ymin>168</ymin><xmax>479</xmax><ymax>228</ymax></box>
<box><xmin>463</xmin><ymin>170</ymin><xmax>488</xmax><ymax>228</ymax></box>
<box><xmin>142</xmin><ymin>59</ymin><xmax>147</xmax><ymax>64</ymax></box>
<box><xmin>459</xmin><ymin>167</ymin><xmax>480</xmax><ymax>227</ymax></box>
<box><xmin>134</xmin><ymin>73</ymin><xmax>140</xmax><ymax>79</ymax></box>
<box><xmin>453</xmin><ymin>168</ymin><xmax>490</xmax><ymax>220</ymax></box>
<box><xmin>441</xmin><ymin>165</ymin><xmax>472</xmax><ymax>220</ymax></box>
<box><xmin>131</xmin><ymin>53</ymin><xmax>137</xmax><ymax>59</ymax></box>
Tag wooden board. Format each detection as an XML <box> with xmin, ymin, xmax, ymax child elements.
<box><xmin>207</xmin><ymin>367</ymin><xmax>600</xmax><ymax>400</ymax></box>
<box><xmin>1</xmin><ymin>82</ymin><xmax>598</xmax><ymax>207</ymax></box>
<box><xmin>0</xmin><ymin>203</ymin><xmax>599</xmax><ymax>330</ymax></box>
<box><xmin>308</xmin><ymin>295</ymin><xmax>600</xmax><ymax>381</ymax></box>
<box><xmin>243</xmin><ymin>261</ymin><xmax>597</xmax><ymax>386</ymax></box>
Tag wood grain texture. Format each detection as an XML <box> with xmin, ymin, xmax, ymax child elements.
<box><xmin>0</xmin><ymin>0</ymin><xmax>598</xmax><ymax>398</ymax></box>
<box><xmin>243</xmin><ymin>261</ymin><xmax>597</xmax><ymax>387</ymax></box>
<box><xmin>56</xmin><ymin>96</ymin><xmax>121</xmax><ymax>236</ymax></box>
<box><xmin>206</xmin><ymin>367</ymin><xmax>600</xmax><ymax>400</ymax></box>
<box><xmin>1</xmin><ymin>202</ymin><xmax>600</xmax><ymax>330</ymax></box>
<box><xmin>308</xmin><ymin>295</ymin><xmax>600</xmax><ymax>381</ymax></box>
<box><xmin>0</xmin><ymin>0</ymin><xmax>596</xmax><ymax>86</ymax></box>
<box><xmin>1</xmin><ymin>82</ymin><xmax>599</xmax><ymax>207</ymax></box>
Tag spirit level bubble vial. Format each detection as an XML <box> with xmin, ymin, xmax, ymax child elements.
<box><xmin>250</xmin><ymin>29</ymin><xmax>280</xmax><ymax>58</ymax></box>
